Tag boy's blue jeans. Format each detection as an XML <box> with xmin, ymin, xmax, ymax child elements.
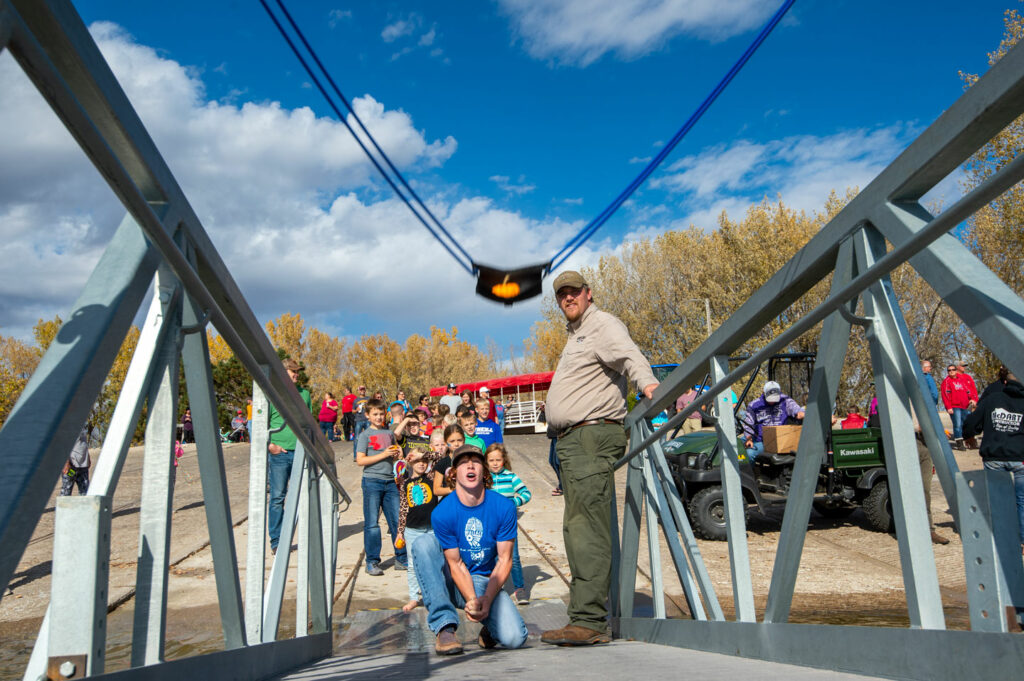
<box><xmin>411</xmin><ymin>533</ymin><xmax>527</xmax><ymax>648</ymax></box>
<box><xmin>352</xmin><ymin>419</ymin><xmax>369</xmax><ymax>460</ymax></box>
<box><xmin>268</xmin><ymin>449</ymin><xmax>294</xmax><ymax>550</ymax></box>
<box><xmin>362</xmin><ymin>476</ymin><xmax>406</xmax><ymax>567</ymax></box>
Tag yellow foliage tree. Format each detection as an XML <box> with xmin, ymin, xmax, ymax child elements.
<box><xmin>265</xmin><ymin>312</ymin><xmax>307</xmax><ymax>363</ymax></box>
<box><xmin>206</xmin><ymin>330</ymin><xmax>235</xmax><ymax>364</ymax></box>
<box><xmin>960</xmin><ymin>8</ymin><xmax>1024</xmax><ymax>382</ymax></box>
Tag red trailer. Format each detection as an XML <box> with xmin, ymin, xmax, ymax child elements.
<box><xmin>429</xmin><ymin>371</ymin><xmax>554</xmax><ymax>433</ymax></box>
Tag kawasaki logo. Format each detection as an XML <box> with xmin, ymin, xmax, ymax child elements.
<box><xmin>839</xmin><ymin>447</ymin><xmax>875</xmax><ymax>456</ymax></box>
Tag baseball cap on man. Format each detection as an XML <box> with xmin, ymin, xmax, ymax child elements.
<box><xmin>552</xmin><ymin>270</ymin><xmax>587</xmax><ymax>293</ymax></box>
<box><xmin>763</xmin><ymin>381</ymin><xmax>782</xmax><ymax>404</ymax></box>
<box><xmin>480</xmin><ymin>386</ymin><xmax>490</xmax><ymax>394</ymax></box>
<box><xmin>282</xmin><ymin>358</ymin><xmax>301</xmax><ymax>372</ymax></box>
<box><xmin>447</xmin><ymin>382</ymin><xmax>457</xmax><ymax>390</ymax></box>
<box><xmin>451</xmin><ymin>444</ymin><xmax>485</xmax><ymax>467</ymax></box>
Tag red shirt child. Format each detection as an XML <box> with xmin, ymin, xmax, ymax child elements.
<box><xmin>840</xmin><ymin>411</ymin><xmax>867</xmax><ymax>429</ymax></box>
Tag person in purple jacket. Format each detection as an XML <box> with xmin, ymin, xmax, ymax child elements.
<box><xmin>742</xmin><ymin>380</ymin><xmax>805</xmax><ymax>460</ymax></box>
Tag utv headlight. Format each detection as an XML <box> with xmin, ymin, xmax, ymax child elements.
<box><xmin>687</xmin><ymin>455</ymin><xmax>698</xmax><ymax>468</ymax></box>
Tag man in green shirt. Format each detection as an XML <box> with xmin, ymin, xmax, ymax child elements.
<box><xmin>267</xmin><ymin>358</ymin><xmax>312</xmax><ymax>553</ymax></box>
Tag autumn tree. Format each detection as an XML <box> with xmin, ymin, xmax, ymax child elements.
<box><xmin>959</xmin><ymin>7</ymin><xmax>1024</xmax><ymax>381</ymax></box>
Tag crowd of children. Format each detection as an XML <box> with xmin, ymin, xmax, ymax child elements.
<box><xmin>353</xmin><ymin>388</ymin><xmax>531</xmax><ymax>609</ymax></box>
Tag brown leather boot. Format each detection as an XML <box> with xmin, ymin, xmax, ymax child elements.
<box><xmin>541</xmin><ymin>624</ymin><xmax>611</xmax><ymax>646</ymax></box>
<box><xmin>434</xmin><ymin>626</ymin><xmax>463</xmax><ymax>655</ymax></box>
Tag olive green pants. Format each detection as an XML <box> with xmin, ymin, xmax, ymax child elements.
<box><xmin>556</xmin><ymin>423</ymin><xmax>627</xmax><ymax>633</ymax></box>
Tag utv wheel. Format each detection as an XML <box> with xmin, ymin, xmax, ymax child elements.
<box><xmin>689</xmin><ymin>486</ymin><xmax>728</xmax><ymax>541</ymax></box>
<box><xmin>863</xmin><ymin>480</ymin><xmax>894</xmax><ymax>533</ymax></box>
<box><xmin>812</xmin><ymin>499</ymin><xmax>857</xmax><ymax>519</ymax></box>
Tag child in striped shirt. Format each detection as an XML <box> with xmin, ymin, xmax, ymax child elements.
<box><xmin>485</xmin><ymin>443</ymin><xmax>531</xmax><ymax>604</ymax></box>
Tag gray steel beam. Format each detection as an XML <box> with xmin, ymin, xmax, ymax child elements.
<box><xmin>641</xmin><ymin>453</ymin><xmax>666</xmax><ymax>619</ymax></box>
<box><xmin>84</xmin><ymin>633</ymin><xmax>332</xmax><ymax>681</ymax></box>
<box><xmin>245</xmin><ymin>374</ymin><xmax>271</xmax><ymax>644</ymax></box>
<box><xmin>0</xmin><ymin>214</ymin><xmax>157</xmax><ymax>600</ymax></box>
<box><xmin>48</xmin><ymin>495</ymin><xmax>111</xmax><ymax>677</ymax></box>
<box><xmin>616</xmin><ymin>616</ymin><xmax>1024</xmax><ymax>681</ymax></box>
<box><xmin>305</xmin><ymin>465</ymin><xmax>329</xmax><ymax>634</ymax></box>
<box><xmin>957</xmin><ymin>469</ymin><xmax>1024</xmax><ymax>632</ymax></box>
<box><xmin>639</xmin><ymin>446</ymin><xmax>705</xmax><ymax>620</ymax></box>
<box><xmin>131</xmin><ymin>284</ymin><xmax>183</xmax><ymax>665</ymax></box>
<box><xmin>262</xmin><ymin>446</ymin><xmax>306</xmax><ymax>642</ymax></box>
<box><xmin>710</xmin><ymin>355</ymin><xmax>755</xmax><ymax>622</ymax></box>
<box><xmin>627</xmin><ymin>36</ymin><xmax>1024</xmax><ymax>424</ymax></box>
<box><xmin>871</xmin><ymin>199</ymin><xmax>1024</xmax><ymax>397</ymax></box>
<box><xmin>296</xmin><ymin>462</ymin><xmax>310</xmax><ymax>637</ymax></box>
<box><xmin>856</xmin><ymin>228</ymin><xmax>944</xmax><ymax>630</ymax></box>
<box><xmin>181</xmin><ymin>288</ymin><xmax>246</xmax><ymax>649</ymax></box>
<box><xmin>22</xmin><ymin>271</ymin><xmax>179</xmax><ymax>681</ymax></box>
<box><xmin>615</xmin><ymin>426</ymin><xmax>644</xmax><ymax>621</ymax></box>
<box><xmin>765</xmin><ymin>238</ymin><xmax>856</xmax><ymax>624</ymax></box>
<box><xmin>644</xmin><ymin>430</ymin><xmax>724</xmax><ymax>620</ymax></box>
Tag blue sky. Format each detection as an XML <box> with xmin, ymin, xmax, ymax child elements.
<box><xmin>0</xmin><ymin>0</ymin><xmax>1014</xmax><ymax>360</ymax></box>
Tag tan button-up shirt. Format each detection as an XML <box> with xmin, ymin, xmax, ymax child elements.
<box><xmin>546</xmin><ymin>305</ymin><xmax>657</xmax><ymax>432</ymax></box>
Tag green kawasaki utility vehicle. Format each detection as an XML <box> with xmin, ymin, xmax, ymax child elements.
<box><xmin>661</xmin><ymin>354</ymin><xmax>894</xmax><ymax>540</ymax></box>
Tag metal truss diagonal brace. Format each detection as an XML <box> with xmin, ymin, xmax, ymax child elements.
<box><xmin>0</xmin><ymin>214</ymin><xmax>157</xmax><ymax>601</ymax></box>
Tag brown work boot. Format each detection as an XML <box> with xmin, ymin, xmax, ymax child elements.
<box><xmin>478</xmin><ymin>626</ymin><xmax>497</xmax><ymax>649</ymax></box>
<box><xmin>931</xmin><ymin>530</ymin><xmax>950</xmax><ymax>545</ymax></box>
<box><xmin>541</xmin><ymin>624</ymin><xmax>611</xmax><ymax>646</ymax></box>
<box><xmin>434</xmin><ymin>625</ymin><xmax>463</xmax><ymax>655</ymax></box>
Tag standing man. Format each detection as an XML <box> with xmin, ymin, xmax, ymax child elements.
<box><xmin>267</xmin><ymin>358</ymin><xmax>312</xmax><ymax>554</ymax></box>
<box><xmin>341</xmin><ymin>387</ymin><xmax>356</xmax><ymax>442</ymax></box>
<box><xmin>541</xmin><ymin>270</ymin><xmax>658</xmax><ymax>646</ymax></box>
<box><xmin>439</xmin><ymin>382</ymin><xmax>462</xmax><ymax>415</ymax></box>
<box><xmin>479</xmin><ymin>386</ymin><xmax>497</xmax><ymax>419</ymax></box>
<box><xmin>941</xmin><ymin>363</ymin><xmax>978</xmax><ymax>450</ymax></box>
<box><xmin>920</xmin><ymin>361</ymin><xmax>940</xmax><ymax>409</ymax></box>
<box><xmin>963</xmin><ymin>371</ymin><xmax>1024</xmax><ymax>550</ymax></box>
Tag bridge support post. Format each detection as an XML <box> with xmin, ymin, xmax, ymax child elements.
<box><xmin>711</xmin><ymin>354</ymin><xmax>755</xmax><ymax>622</ymax></box>
<box><xmin>855</xmin><ymin>226</ymin><xmax>945</xmax><ymax>630</ymax></box>
<box><xmin>958</xmin><ymin>469</ymin><xmax>1024</xmax><ymax>632</ymax></box>
<box><xmin>614</xmin><ymin>425</ymin><xmax>644</xmax><ymax>623</ymax></box>
<box><xmin>643</xmin><ymin>422</ymin><xmax>722</xmax><ymax>620</ymax></box>
<box><xmin>131</xmin><ymin>267</ymin><xmax>183</xmax><ymax>665</ymax></box>
<box><xmin>245</xmin><ymin>369</ymin><xmax>271</xmax><ymax>644</ymax></box>
<box><xmin>48</xmin><ymin>495</ymin><xmax>112</xmax><ymax>677</ymax></box>
<box><xmin>638</xmin><ymin>442</ymin><xmax>705</xmax><ymax>619</ymax></box>
<box><xmin>766</xmin><ymin>237</ymin><xmax>856</xmax><ymax>623</ymax></box>
<box><xmin>641</xmin><ymin>449</ymin><xmax>666</xmax><ymax>619</ymax></box>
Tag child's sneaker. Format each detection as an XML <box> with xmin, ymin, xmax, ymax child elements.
<box><xmin>394</xmin><ymin>559</ymin><xmax>408</xmax><ymax>571</ymax></box>
<box><xmin>514</xmin><ymin>589</ymin><xmax>529</xmax><ymax>605</ymax></box>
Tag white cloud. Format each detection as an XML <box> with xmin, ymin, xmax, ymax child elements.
<box><xmin>419</xmin><ymin>28</ymin><xmax>437</xmax><ymax>47</ymax></box>
<box><xmin>489</xmin><ymin>174</ymin><xmax>536</xmax><ymax>196</ymax></box>
<box><xmin>0</xmin><ymin>22</ymin><xmax>571</xmax><ymax>342</ymax></box>
<box><xmin>629</xmin><ymin>156</ymin><xmax>652</xmax><ymax>164</ymax></box>
<box><xmin>328</xmin><ymin>9</ymin><xmax>352</xmax><ymax>29</ymax></box>
<box><xmin>650</xmin><ymin>125</ymin><xmax>918</xmax><ymax>229</ymax></box>
<box><xmin>382</xmin><ymin>16</ymin><xmax>419</xmax><ymax>43</ymax></box>
<box><xmin>562</xmin><ymin>197</ymin><xmax>584</xmax><ymax>205</ymax></box>
<box><xmin>498</xmin><ymin>0</ymin><xmax>779</xmax><ymax>66</ymax></box>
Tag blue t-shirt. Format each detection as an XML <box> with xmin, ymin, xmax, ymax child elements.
<box><xmin>432</xmin><ymin>489</ymin><xmax>517</xmax><ymax>575</ymax></box>
<box><xmin>475</xmin><ymin>419</ymin><xmax>503</xmax><ymax>448</ymax></box>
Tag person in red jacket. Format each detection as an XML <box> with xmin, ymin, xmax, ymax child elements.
<box><xmin>941</xmin><ymin>363</ymin><xmax>978</xmax><ymax>450</ymax></box>
<box><xmin>840</xmin><ymin>405</ymin><xmax>867</xmax><ymax>429</ymax></box>
<box><xmin>341</xmin><ymin>387</ymin><xmax>357</xmax><ymax>441</ymax></box>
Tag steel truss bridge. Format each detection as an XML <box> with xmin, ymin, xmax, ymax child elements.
<box><xmin>1</xmin><ymin>1</ymin><xmax>1023</xmax><ymax>679</ymax></box>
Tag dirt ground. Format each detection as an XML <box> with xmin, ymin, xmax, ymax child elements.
<box><xmin>0</xmin><ymin>429</ymin><xmax>984</xmax><ymax>676</ymax></box>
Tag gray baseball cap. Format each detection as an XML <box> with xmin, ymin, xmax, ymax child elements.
<box><xmin>552</xmin><ymin>270</ymin><xmax>588</xmax><ymax>293</ymax></box>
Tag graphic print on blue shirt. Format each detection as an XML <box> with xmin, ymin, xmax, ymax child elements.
<box><xmin>475</xmin><ymin>419</ymin><xmax>502</xmax><ymax>448</ymax></box>
<box><xmin>431</xmin><ymin>489</ymin><xmax>516</xmax><ymax>575</ymax></box>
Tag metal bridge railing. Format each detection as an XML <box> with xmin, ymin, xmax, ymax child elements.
<box><xmin>0</xmin><ymin>1</ymin><xmax>350</xmax><ymax>678</ymax></box>
<box><xmin>609</xmin><ymin>26</ymin><xmax>1024</xmax><ymax>681</ymax></box>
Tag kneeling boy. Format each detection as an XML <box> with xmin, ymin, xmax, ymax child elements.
<box><xmin>411</xmin><ymin>445</ymin><xmax>528</xmax><ymax>655</ymax></box>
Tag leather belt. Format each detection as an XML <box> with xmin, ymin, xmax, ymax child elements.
<box><xmin>557</xmin><ymin>418</ymin><xmax>623</xmax><ymax>439</ymax></box>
